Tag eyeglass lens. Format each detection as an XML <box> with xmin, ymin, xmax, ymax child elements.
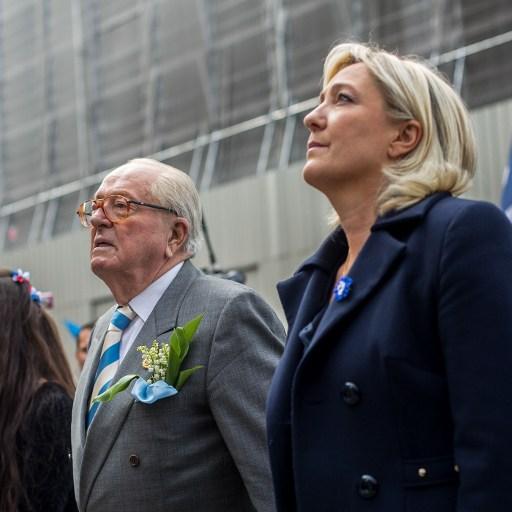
<box><xmin>79</xmin><ymin>196</ymin><xmax>132</xmax><ymax>227</ymax></box>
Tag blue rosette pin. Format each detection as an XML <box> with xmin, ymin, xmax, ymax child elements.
<box><xmin>333</xmin><ymin>276</ymin><xmax>353</xmax><ymax>302</ymax></box>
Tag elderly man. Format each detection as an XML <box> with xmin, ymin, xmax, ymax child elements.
<box><xmin>71</xmin><ymin>158</ymin><xmax>284</xmax><ymax>512</ymax></box>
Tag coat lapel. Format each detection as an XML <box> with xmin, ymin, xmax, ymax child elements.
<box><xmin>278</xmin><ymin>228</ymin><xmax>348</xmax><ymax>331</ymax></box>
<box><xmin>79</xmin><ymin>261</ymin><xmax>200</xmax><ymax>509</ymax></box>
<box><xmin>269</xmin><ymin>230</ymin><xmax>348</xmax><ymax>423</ymax></box>
<box><xmin>307</xmin><ymin>229</ymin><xmax>406</xmax><ymax>352</ymax></box>
<box><xmin>304</xmin><ymin>193</ymin><xmax>450</xmax><ymax>353</ymax></box>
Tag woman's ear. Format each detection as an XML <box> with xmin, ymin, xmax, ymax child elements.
<box><xmin>165</xmin><ymin>218</ymin><xmax>189</xmax><ymax>258</ymax></box>
<box><xmin>388</xmin><ymin>119</ymin><xmax>422</xmax><ymax>160</ymax></box>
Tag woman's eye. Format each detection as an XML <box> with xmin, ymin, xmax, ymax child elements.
<box><xmin>337</xmin><ymin>93</ymin><xmax>352</xmax><ymax>103</ymax></box>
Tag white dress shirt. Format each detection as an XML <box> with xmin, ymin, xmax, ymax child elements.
<box><xmin>119</xmin><ymin>262</ymin><xmax>184</xmax><ymax>361</ymax></box>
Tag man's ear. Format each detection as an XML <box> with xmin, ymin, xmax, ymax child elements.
<box><xmin>166</xmin><ymin>218</ymin><xmax>189</xmax><ymax>258</ymax></box>
<box><xmin>387</xmin><ymin>119</ymin><xmax>422</xmax><ymax>160</ymax></box>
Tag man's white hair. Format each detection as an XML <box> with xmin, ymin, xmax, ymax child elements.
<box><xmin>115</xmin><ymin>158</ymin><xmax>202</xmax><ymax>255</ymax></box>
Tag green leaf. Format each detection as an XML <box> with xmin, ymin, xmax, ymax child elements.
<box><xmin>175</xmin><ymin>365</ymin><xmax>204</xmax><ymax>391</ymax></box>
<box><xmin>92</xmin><ymin>374</ymin><xmax>139</xmax><ymax>403</ymax></box>
<box><xmin>182</xmin><ymin>314</ymin><xmax>203</xmax><ymax>344</ymax></box>
<box><xmin>165</xmin><ymin>343</ymin><xmax>181</xmax><ymax>386</ymax></box>
<box><xmin>169</xmin><ymin>328</ymin><xmax>182</xmax><ymax>359</ymax></box>
<box><xmin>175</xmin><ymin>328</ymin><xmax>190</xmax><ymax>365</ymax></box>
<box><xmin>165</xmin><ymin>315</ymin><xmax>204</xmax><ymax>386</ymax></box>
<box><xmin>177</xmin><ymin>315</ymin><xmax>203</xmax><ymax>364</ymax></box>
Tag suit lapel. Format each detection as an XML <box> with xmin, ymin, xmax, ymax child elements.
<box><xmin>76</xmin><ymin>308</ymin><xmax>114</xmax><ymax>447</ymax></box>
<box><xmin>79</xmin><ymin>261</ymin><xmax>200</xmax><ymax>509</ymax></box>
<box><xmin>72</xmin><ymin>308</ymin><xmax>113</xmax><ymax>500</ymax></box>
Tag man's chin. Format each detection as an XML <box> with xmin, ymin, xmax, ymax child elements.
<box><xmin>90</xmin><ymin>257</ymin><xmax>112</xmax><ymax>277</ymax></box>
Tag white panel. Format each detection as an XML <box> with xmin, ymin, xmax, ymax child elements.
<box><xmin>469</xmin><ymin>96</ymin><xmax>512</xmax><ymax>203</ymax></box>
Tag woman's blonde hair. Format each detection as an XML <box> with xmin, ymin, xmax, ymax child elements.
<box><xmin>323</xmin><ymin>42</ymin><xmax>476</xmax><ymax>214</ymax></box>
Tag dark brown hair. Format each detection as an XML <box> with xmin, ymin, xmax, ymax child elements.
<box><xmin>0</xmin><ymin>269</ymin><xmax>75</xmax><ymax>511</ymax></box>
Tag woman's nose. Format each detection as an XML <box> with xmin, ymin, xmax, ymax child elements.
<box><xmin>304</xmin><ymin>104</ymin><xmax>325</xmax><ymax>131</ymax></box>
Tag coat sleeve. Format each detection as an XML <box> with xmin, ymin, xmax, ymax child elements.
<box><xmin>438</xmin><ymin>201</ymin><xmax>512</xmax><ymax>510</ymax></box>
<box><xmin>206</xmin><ymin>289</ymin><xmax>285</xmax><ymax>512</ymax></box>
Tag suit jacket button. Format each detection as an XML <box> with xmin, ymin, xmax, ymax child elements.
<box><xmin>342</xmin><ymin>381</ymin><xmax>361</xmax><ymax>405</ymax></box>
<box><xmin>358</xmin><ymin>474</ymin><xmax>378</xmax><ymax>499</ymax></box>
<box><xmin>129</xmin><ymin>454</ymin><xmax>140</xmax><ymax>467</ymax></box>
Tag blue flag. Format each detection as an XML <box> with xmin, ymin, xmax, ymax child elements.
<box><xmin>64</xmin><ymin>319</ymin><xmax>81</xmax><ymax>338</ymax></box>
<box><xmin>501</xmin><ymin>144</ymin><xmax>512</xmax><ymax>221</ymax></box>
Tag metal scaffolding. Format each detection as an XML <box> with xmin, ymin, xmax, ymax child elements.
<box><xmin>0</xmin><ymin>0</ymin><xmax>512</xmax><ymax>250</ymax></box>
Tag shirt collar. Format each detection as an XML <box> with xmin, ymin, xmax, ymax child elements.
<box><xmin>128</xmin><ymin>262</ymin><xmax>184</xmax><ymax>322</ymax></box>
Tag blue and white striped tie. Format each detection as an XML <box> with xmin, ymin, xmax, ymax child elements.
<box><xmin>86</xmin><ymin>305</ymin><xmax>136</xmax><ymax>429</ymax></box>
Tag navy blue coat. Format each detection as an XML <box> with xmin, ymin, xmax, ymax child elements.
<box><xmin>267</xmin><ymin>193</ymin><xmax>512</xmax><ymax>512</ymax></box>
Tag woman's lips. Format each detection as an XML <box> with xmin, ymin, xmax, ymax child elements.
<box><xmin>307</xmin><ymin>141</ymin><xmax>328</xmax><ymax>153</ymax></box>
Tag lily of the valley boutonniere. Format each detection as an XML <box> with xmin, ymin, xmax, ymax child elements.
<box><xmin>93</xmin><ymin>314</ymin><xmax>204</xmax><ymax>405</ymax></box>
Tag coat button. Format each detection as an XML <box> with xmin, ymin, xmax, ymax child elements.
<box><xmin>358</xmin><ymin>474</ymin><xmax>378</xmax><ymax>499</ymax></box>
<box><xmin>129</xmin><ymin>454</ymin><xmax>140</xmax><ymax>467</ymax></box>
<box><xmin>342</xmin><ymin>381</ymin><xmax>361</xmax><ymax>405</ymax></box>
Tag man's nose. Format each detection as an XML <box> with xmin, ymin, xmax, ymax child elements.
<box><xmin>90</xmin><ymin>205</ymin><xmax>111</xmax><ymax>227</ymax></box>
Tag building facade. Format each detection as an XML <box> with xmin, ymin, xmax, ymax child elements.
<box><xmin>1</xmin><ymin>0</ymin><xmax>511</xmax><ymax>368</ymax></box>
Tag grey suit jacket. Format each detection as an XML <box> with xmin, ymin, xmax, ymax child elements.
<box><xmin>71</xmin><ymin>261</ymin><xmax>285</xmax><ymax>512</ymax></box>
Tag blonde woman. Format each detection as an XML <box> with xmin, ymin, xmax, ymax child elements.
<box><xmin>267</xmin><ymin>42</ymin><xmax>512</xmax><ymax>511</ymax></box>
